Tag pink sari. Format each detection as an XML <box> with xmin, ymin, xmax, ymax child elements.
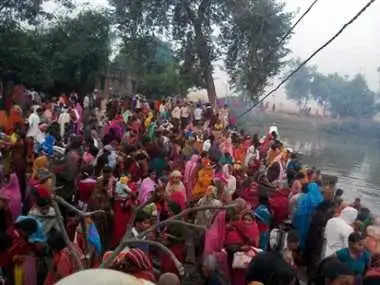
<box><xmin>204</xmin><ymin>210</ymin><xmax>230</xmax><ymax>280</ymax></box>
<box><xmin>75</xmin><ymin>103</ymin><xmax>83</xmax><ymax>134</ymax></box>
<box><xmin>1</xmin><ymin>173</ymin><xmax>22</xmax><ymax>221</ymax></box>
<box><xmin>138</xmin><ymin>177</ymin><xmax>156</xmax><ymax>205</ymax></box>
<box><xmin>204</xmin><ymin>210</ymin><xmax>226</xmax><ymax>255</ymax></box>
<box><xmin>184</xmin><ymin>155</ymin><xmax>199</xmax><ymax>201</ymax></box>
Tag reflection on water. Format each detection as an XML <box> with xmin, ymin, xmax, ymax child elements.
<box><xmin>282</xmin><ymin>130</ymin><xmax>380</xmax><ymax>214</ymax></box>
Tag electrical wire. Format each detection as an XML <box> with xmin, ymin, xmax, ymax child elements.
<box><xmin>237</xmin><ymin>0</ymin><xmax>377</xmax><ymax>120</ymax></box>
<box><xmin>264</xmin><ymin>0</ymin><xmax>320</xmax><ymax>64</ymax></box>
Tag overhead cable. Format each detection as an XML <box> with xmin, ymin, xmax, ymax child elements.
<box><xmin>237</xmin><ymin>0</ymin><xmax>377</xmax><ymax>120</ymax></box>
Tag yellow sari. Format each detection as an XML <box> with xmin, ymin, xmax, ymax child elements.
<box><xmin>192</xmin><ymin>164</ymin><xmax>214</xmax><ymax>200</ymax></box>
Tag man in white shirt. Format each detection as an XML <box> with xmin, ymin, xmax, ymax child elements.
<box><xmin>324</xmin><ymin>206</ymin><xmax>358</xmax><ymax>257</ymax></box>
<box><xmin>194</xmin><ymin>104</ymin><xmax>203</xmax><ymax>126</ymax></box>
<box><xmin>203</xmin><ymin>138</ymin><xmax>211</xmax><ymax>152</ymax></box>
<box><xmin>26</xmin><ymin>107</ymin><xmax>43</xmax><ymax>139</ymax></box>
<box><xmin>83</xmin><ymin>95</ymin><xmax>90</xmax><ymax>109</ymax></box>
<box><xmin>171</xmin><ymin>105</ymin><xmax>181</xmax><ymax>128</ymax></box>
<box><xmin>180</xmin><ymin>103</ymin><xmax>190</xmax><ymax>126</ymax></box>
<box><xmin>159</xmin><ymin>100</ymin><xmax>167</xmax><ymax>119</ymax></box>
<box><xmin>58</xmin><ymin>107</ymin><xmax>71</xmax><ymax>140</ymax></box>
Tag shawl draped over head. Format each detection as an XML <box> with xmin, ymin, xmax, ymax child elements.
<box><xmin>138</xmin><ymin>177</ymin><xmax>157</xmax><ymax>205</ymax></box>
<box><xmin>227</xmin><ymin>210</ymin><xmax>260</xmax><ymax>247</ymax></box>
<box><xmin>240</xmin><ymin>182</ymin><xmax>259</xmax><ymax>208</ymax></box>
<box><xmin>1</xmin><ymin>173</ymin><xmax>22</xmax><ymax>221</ymax></box>
<box><xmin>166</xmin><ymin>171</ymin><xmax>187</xmax><ymax>202</ymax></box>
<box><xmin>16</xmin><ymin>215</ymin><xmax>46</xmax><ymax>243</ymax></box>
<box><xmin>292</xmin><ymin>182</ymin><xmax>323</xmax><ymax>248</ymax></box>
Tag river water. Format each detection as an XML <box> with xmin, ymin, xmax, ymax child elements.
<box><xmin>240</xmin><ymin>112</ymin><xmax>380</xmax><ymax>215</ymax></box>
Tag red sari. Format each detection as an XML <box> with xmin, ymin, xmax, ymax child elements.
<box><xmin>111</xmin><ymin>182</ymin><xmax>137</xmax><ymax>248</ymax></box>
<box><xmin>269</xmin><ymin>189</ymin><xmax>290</xmax><ymax>226</ymax></box>
<box><xmin>225</xmin><ymin>220</ymin><xmax>259</xmax><ymax>285</ymax></box>
<box><xmin>44</xmin><ymin>244</ymin><xmax>84</xmax><ymax>285</ymax></box>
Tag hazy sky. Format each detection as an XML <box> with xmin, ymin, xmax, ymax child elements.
<box><xmin>285</xmin><ymin>0</ymin><xmax>380</xmax><ymax>91</ymax></box>
<box><xmin>63</xmin><ymin>0</ymin><xmax>380</xmax><ymax>98</ymax></box>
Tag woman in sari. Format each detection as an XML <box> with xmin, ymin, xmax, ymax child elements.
<box><xmin>88</xmin><ymin>167</ymin><xmax>114</xmax><ymax>252</ymax></box>
<box><xmin>192</xmin><ymin>159</ymin><xmax>214</xmax><ymax>201</ymax></box>
<box><xmin>0</xmin><ymin>105</ymin><xmax>24</xmax><ymax>135</ymax></box>
<box><xmin>222</xmin><ymin>164</ymin><xmax>236</xmax><ymax>203</ymax></box>
<box><xmin>138</xmin><ymin>170</ymin><xmax>157</xmax><ymax>205</ymax></box>
<box><xmin>225</xmin><ymin>210</ymin><xmax>260</xmax><ymax>285</ymax></box>
<box><xmin>220</xmin><ymin>136</ymin><xmax>234</xmax><ymax>160</ymax></box>
<box><xmin>233</xmin><ymin>142</ymin><xmax>245</xmax><ymax>165</ymax></box>
<box><xmin>74</xmin><ymin>217</ymin><xmax>102</xmax><ymax>268</ymax></box>
<box><xmin>183</xmin><ymin>155</ymin><xmax>200</xmax><ymax>201</ymax></box>
<box><xmin>292</xmin><ymin>181</ymin><xmax>324</xmax><ymax>249</ymax></box>
<box><xmin>240</xmin><ymin>179</ymin><xmax>259</xmax><ymax>209</ymax></box>
<box><xmin>111</xmin><ymin>175</ymin><xmax>138</xmax><ymax>248</ymax></box>
<box><xmin>0</xmin><ymin>173</ymin><xmax>22</xmax><ymax>221</ymax></box>
<box><xmin>165</xmin><ymin>171</ymin><xmax>187</xmax><ymax>204</ymax></box>
<box><xmin>30</xmin><ymin>155</ymin><xmax>49</xmax><ymax>185</ymax></box>
<box><xmin>6</xmin><ymin>216</ymin><xmax>46</xmax><ymax>285</ymax></box>
<box><xmin>10</xmin><ymin>124</ymin><xmax>27</xmax><ymax>198</ymax></box>
<box><xmin>44</xmin><ymin>231</ymin><xmax>84</xmax><ymax>285</ymax></box>
<box><xmin>255</xmin><ymin>195</ymin><xmax>273</xmax><ymax>250</ymax></box>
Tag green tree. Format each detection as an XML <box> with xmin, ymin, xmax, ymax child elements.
<box><xmin>310</xmin><ymin>73</ymin><xmax>331</xmax><ymax>116</ymax></box>
<box><xmin>0</xmin><ymin>9</ymin><xmax>111</xmax><ymax>98</ymax></box>
<box><xmin>222</xmin><ymin>0</ymin><xmax>293</xmax><ymax>98</ymax></box>
<box><xmin>326</xmin><ymin>73</ymin><xmax>377</xmax><ymax>119</ymax></box>
<box><xmin>285</xmin><ymin>59</ymin><xmax>315</xmax><ymax>112</ymax></box>
<box><xmin>45</xmin><ymin>10</ymin><xmax>111</xmax><ymax>96</ymax></box>
<box><xmin>0</xmin><ymin>0</ymin><xmax>74</xmax><ymax>25</ymax></box>
<box><xmin>113</xmin><ymin>36</ymin><xmax>191</xmax><ymax>98</ymax></box>
<box><xmin>109</xmin><ymin>0</ymin><xmax>293</xmax><ymax>105</ymax></box>
<box><xmin>287</xmin><ymin>60</ymin><xmax>378</xmax><ymax>119</ymax></box>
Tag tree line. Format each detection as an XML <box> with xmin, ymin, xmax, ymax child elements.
<box><xmin>285</xmin><ymin>59</ymin><xmax>379</xmax><ymax>119</ymax></box>
<box><xmin>0</xmin><ymin>0</ymin><xmax>294</xmax><ymax>103</ymax></box>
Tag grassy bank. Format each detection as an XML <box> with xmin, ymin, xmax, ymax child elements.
<box><xmin>233</xmin><ymin>109</ymin><xmax>380</xmax><ymax>140</ymax></box>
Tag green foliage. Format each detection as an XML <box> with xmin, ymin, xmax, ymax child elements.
<box><xmin>45</xmin><ymin>10</ymin><xmax>111</xmax><ymax>95</ymax></box>
<box><xmin>285</xmin><ymin>59</ymin><xmax>315</xmax><ymax>112</ymax></box>
<box><xmin>0</xmin><ymin>9</ymin><xmax>111</xmax><ymax>96</ymax></box>
<box><xmin>0</xmin><ymin>0</ymin><xmax>75</xmax><ymax>25</ymax></box>
<box><xmin>109</xmin><ymin>0</ymin><xmax>293</xmax><ymax>103</ymax></box>
<box><xmin>286</xmin><ymin>62</ymin><xmax>378</xmax><ymax>119</ymax></box>
<box><xmin>113</xmin><ymin>36</ymin><xmax>191</xmax><ymax>99</ymax></box>
<box><xmin>221</xmin><ymin>0</ymin><xmax>293</xmax><ymax>98</ymax></box>
<box><xmin>326</xmin><ymin>74</ymin><xmax>378</xmax><ymax>119</ymax></box>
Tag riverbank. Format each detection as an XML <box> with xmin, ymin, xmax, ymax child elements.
<box><xmin>234</xmin><ymin>109</ymin><xmax>380</xmax><ymax>141</ymax></box>
<box><xmin>233</xmin><ymin>109</ymin><xmax>380</xmax><ymax>215</ymax></box>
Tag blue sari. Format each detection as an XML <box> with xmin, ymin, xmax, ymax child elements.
<box><xmin>292</xmin><ymin>182</ymin><xmax>323</xmax><ymax>248</ymax></box>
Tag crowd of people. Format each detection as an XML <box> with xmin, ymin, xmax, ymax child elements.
<box><xmin>0</xmin><ymin>90</ymin><xmax>379</xmax><ymax>285</ymax></box>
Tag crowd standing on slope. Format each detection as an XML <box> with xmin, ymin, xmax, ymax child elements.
<box><xmin>0</xmin><ymin>90</ymin><xmax>378</xmax><ymax>285</ymax></box>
